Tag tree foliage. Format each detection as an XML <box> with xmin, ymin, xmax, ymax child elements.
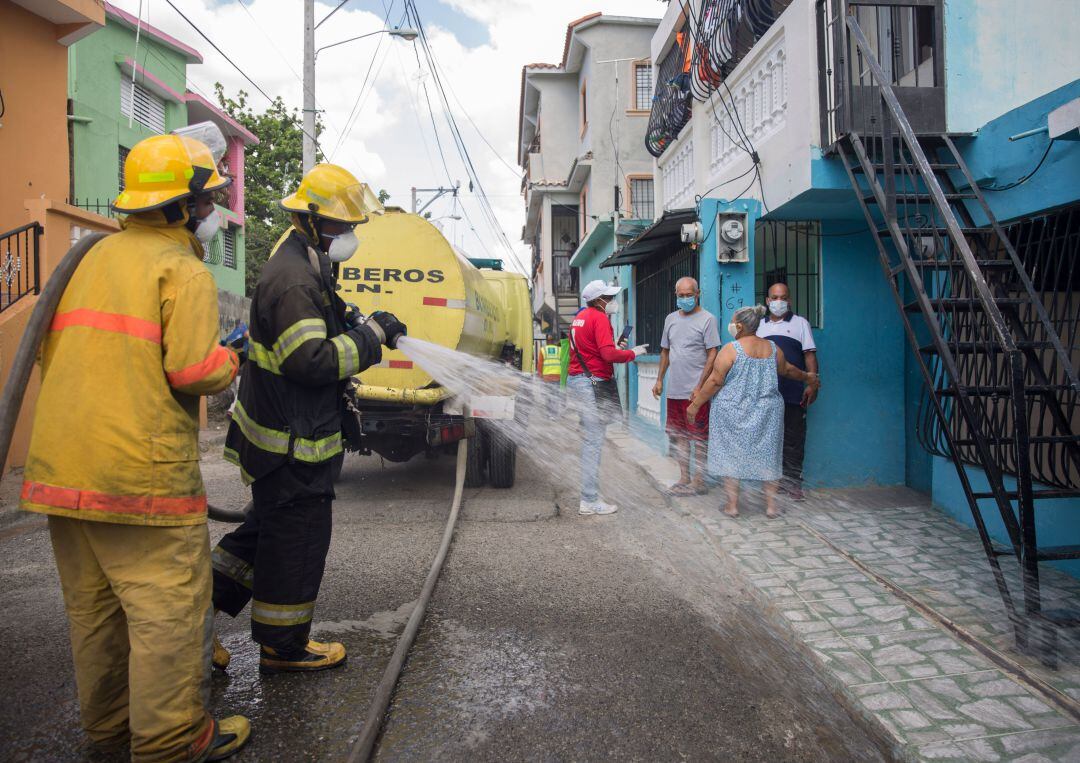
<box><xmin>214</xmin><ymin>84</ymin><xmax>322</xmax><ymax>293</ymax></box>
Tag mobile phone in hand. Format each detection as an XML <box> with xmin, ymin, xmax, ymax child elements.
<box><xmin>619</xmin><ymin>324</ymin><xmax>633</xmax><ymax>343</ymax></box>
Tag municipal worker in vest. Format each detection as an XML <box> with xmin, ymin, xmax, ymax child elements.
<box><xmin>211</xmin><ymin>164</ymin><xmax>406</xmax><ymax>674</ymax></box>
<box><xmin>20</xmin><ymin>125</ymin><xmax>250</xmax><ymax>760</ymax></box>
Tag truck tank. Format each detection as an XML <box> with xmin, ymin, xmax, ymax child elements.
<box><xmin>338</xmin><ymin>208</ymin><xmax>533</xmax><ymax>388</ymax></box>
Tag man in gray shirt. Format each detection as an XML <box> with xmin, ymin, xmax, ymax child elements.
<box><xmin>652</xmin><ymin>277</ymin><xmax>721</xmax><ymax>495</ymax></box>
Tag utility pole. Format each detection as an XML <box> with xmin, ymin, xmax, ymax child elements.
<box><xmin>595</xmin><ymin>57</ymin><xmax>638</xmax><ymax>268</ymax></box>
<box><xmin>302</xmin><ymin>0</ymin><xmax>316</xmax><ymax>172</ymax></box>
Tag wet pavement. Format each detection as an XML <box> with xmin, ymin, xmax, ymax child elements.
<box><xmin>1</xmin><ymin>433</ymin><xmax>888</xmax><ymax>761</ymax></box>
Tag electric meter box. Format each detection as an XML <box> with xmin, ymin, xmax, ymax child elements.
<box><xmin>715</xmin><ymin>212</ymin><xmax>748</xmax><ymax>263</ymax></box>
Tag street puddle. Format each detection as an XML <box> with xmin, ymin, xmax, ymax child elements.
<box><xmin>311</xmin><ymin>599</ymin><xmax>417</xmax><ymax>639</ymax></box>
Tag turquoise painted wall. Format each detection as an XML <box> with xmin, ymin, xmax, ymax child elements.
<box><xmin>920</xmin><ymin>78</ymin><xmax>1080</xmax><ymax>578</ymax></box>
<box><xmin>68</xmin><ymin>21</ymin><xmax>189</xmax><ymax>204</ymax></box>
<box><xmin>931</xmin><ymin>457</ymin><xmax>1080</xmax><ymax>578</ymax></box>
<box><xmin>944</xmin><ymin>1</ymin><xmax>1079</xmax><ymax>134</ymax></box>
<box><xmin>950</xmin><ymin>79</ymin><xmax>1080</xmax><ymax>225</ymax></box>
<box><xmin>623</xmin><ymin>196</ymin><xmax>908</xmax><ymax>488</ymax></box>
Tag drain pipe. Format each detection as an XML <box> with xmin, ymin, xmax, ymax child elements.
<box><xmin>0</xmin><ymin>232</ymin><xmax>248</xmax><ymax>524</ymax></box>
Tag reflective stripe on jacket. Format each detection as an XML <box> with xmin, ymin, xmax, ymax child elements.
<box><xmin>21</xmin><ymin>213</ymin><xmax>238</xmax><ymax>526</ymax></box>
<box><xmin>224</xmin><ymin>229</ymin><xmax>382</xmax><ymax>485</ymax></box>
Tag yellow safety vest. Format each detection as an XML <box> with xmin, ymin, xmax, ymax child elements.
<box><xmin>541</xmin><ymin>344</ymin><xmax>561</xmax><ymax>377</ymax></box>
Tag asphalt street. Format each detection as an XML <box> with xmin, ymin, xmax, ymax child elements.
<box><xmin>0</xmin><ymin>435</ymin><xmax>890</xmax><ymax>761</ymax></box>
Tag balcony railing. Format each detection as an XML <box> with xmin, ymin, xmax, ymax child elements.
<box><xmin>647</xmin><ymin>0</ymin><xmax>798</xmax><ymax>158</ymax></box>
<box><xmin>820</xmin><ymin>0</ymin><xmax>945</xmax><ymax>147</ymax></box>
<box><xmin>0</xmin><ymin>223</ymin><xmax>42</xmax><ymax>314</ymax></box>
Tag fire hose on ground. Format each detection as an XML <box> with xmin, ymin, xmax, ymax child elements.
<box><xmin>0</xmin><ymin>232</ymin><xmax>250</xmax><ymax>524</ymax></box>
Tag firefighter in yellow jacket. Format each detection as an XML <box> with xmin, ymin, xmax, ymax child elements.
<box><xmin>20</xmin><ymin>127</ymin><xmax>250</xmax><ymax>761</ymax></box>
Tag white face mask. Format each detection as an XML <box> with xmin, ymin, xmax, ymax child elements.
<box><xmin>325</xmin><ymin>230</ymin><xmax>358</xmax><ymax>262</ymax></box>
<box><xmin>768</xmin><ymin>299</ymin><xmax>789</xmax><ymax>317</ymax></box>
<box><xmin>727</xmin><ymin>322</ymin><xmax>740</xmax><ymax>338</ymax></box>
<box><xmin>604</xmin><ymin>299</ymin><xmax>620</xmax><ymax>315</ymax></box>
<box><xmin>192</xmin><ymin>209</ymin><xmax>221</xmax><ymax>244</ymax></box>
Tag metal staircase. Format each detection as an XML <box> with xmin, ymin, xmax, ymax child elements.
<box><xmin>833</xmin><ymin>14</ymin><xmax>1080</xmax><ymax>658</ymax></box>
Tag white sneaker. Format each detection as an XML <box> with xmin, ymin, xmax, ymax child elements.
<box><xmin>578</xmin><ymin>500</ymin><xmax>598</xmax><ymax>515</ymax></box>
<box><xmin>593</xmin><ymin>500</ymin><xmax>618</xmax><ymax>515</ymax></box>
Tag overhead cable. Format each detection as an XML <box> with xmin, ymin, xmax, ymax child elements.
<box><xmin>162</xmin><ymin>0</ymin><xmax>326</xmax><ymax>154</ymax></box>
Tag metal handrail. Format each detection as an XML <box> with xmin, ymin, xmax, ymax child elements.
<box><xmin>845</xmin><ymin>16</ymin><xmax>1017</xmax><ymax>354</ymax></box>
<box><xmin>0</xmin><ymin>222</ymin><xmax>42</xmax><ymax>314</ymax></box>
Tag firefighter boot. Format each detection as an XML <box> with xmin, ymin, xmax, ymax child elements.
<box><xmin>205</xmin><ymin>715</ymin><xmax>251</xmax><ymax>761</ymax></box>
<box><xmin>259</xmin><ymin>639</ymin><xmax>347</xmax><ymax>674</ymax></box>
<box><xmin>212</xmin><ymin>633</ymin><xmax>231</xmax><ymax>671</ymax></box>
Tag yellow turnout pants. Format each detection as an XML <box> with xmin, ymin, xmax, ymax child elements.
<box><xmin>48</xmin><ymin>516</ymin><xmax>215</xmax><ymax>762</ymax></box>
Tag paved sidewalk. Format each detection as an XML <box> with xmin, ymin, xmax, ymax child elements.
<box><xmin>607</xmin><ymin>427</ymin><xmax>1080</xmax><ymax>762</ymax></box>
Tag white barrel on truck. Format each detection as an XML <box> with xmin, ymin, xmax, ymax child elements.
<box><xmin>338</xmin><ymin>208</ymin><xmax>534</xmax><ymax>488</ymax></box>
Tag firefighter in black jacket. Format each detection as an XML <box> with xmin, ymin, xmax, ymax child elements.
<box><xmin>212</xmin><ymin>164</ymin><xmax>406</xmax><ymax>673</ymax></box>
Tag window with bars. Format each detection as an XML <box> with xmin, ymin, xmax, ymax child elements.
<box><xmin>754</xmin><ymin>220</ymin><xmax>822</xmax><ymax>327</ymax></box>
<box><xmin>118</xmin><ymin>146</ymin><xmax>130</xmax><ymax>190</ymax></box>
<box><xmin>120</xmin><ymin>74</ymin><xmax>166</xmax><ymax>133</ymax></box>
<box><xmin>634</xmin><ymin>63</ymin><xmax>653</xmax><ymax>110</ymax></box>
<box><xmin>635</xmin><ymin>244</ymin><xmax>699</xmax><ymax>350</ymax></box>
<box><xmin>629</xmin><ymin>177</ymin><xmax>654</xmax><ymax>221</ymax></box>
<box><xmin>222</xmin><ymin>227</ymin><xmax>236</xmax><ymax>269</ymax></box>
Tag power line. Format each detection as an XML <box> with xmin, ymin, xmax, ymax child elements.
<box><xmin>405</xmin><ymin>0</ymin><xmax>527</xmax><ymax>274</ymax></box>
<box><xmin>161</xmin><ymin>0</ymin><xmax>325</xmax><ymax>153</ymax></box>
<box><xmin>234</xmin><ymin>0</ymin><xmax>347</xmax><ymax>149</ymax></box>
<box><xmin>329</xmin><ymin>0</ymin><xmax>401</xmax><ymax>159</ymax></box>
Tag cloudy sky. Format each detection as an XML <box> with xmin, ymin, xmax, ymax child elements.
<box><xmin>109</xmin><ymin>0</ymin><xmax>665</xmax><ymax>273</ymax></box>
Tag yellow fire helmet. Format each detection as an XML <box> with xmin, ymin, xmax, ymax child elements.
<box><xmin>280</xmin><ymin>163</ymin><xmax>380</xmax><ymax>225</ymax></box>
<box><xmin>113</xmin><ymin>132</ymin><xmax>231</xmax><ymax>214</ymax></box>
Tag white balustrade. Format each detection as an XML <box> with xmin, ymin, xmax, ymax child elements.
<box><xmin>635</xmin><ymin>362</ymin><xmax>661</xmax><ymax>426</ymax></box>
<box><xmin>709</xmin><ymin>35</ymin><xmax>788</xmax><ymax>177</ymax></box>
<box><xmin>660</xmin><ymin>138</ymin><xmax>695</xmax><ymax>211</ymax></box>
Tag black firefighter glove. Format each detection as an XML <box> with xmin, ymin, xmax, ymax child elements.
<box><xmin>366</xmin><ymin>310</ymin><xmax>407</xmax><ymax>349</ymax></box>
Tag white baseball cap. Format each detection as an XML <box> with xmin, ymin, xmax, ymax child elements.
<box><xmin>581</xmin><ymin>279</ymin><xmax>621</xmax><ymax>303</ymax></box>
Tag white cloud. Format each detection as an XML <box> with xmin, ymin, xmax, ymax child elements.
<box><xmin>109</xmin><ymin>0</ymin><xmax>662</xmax><ymax>272</ymax></box>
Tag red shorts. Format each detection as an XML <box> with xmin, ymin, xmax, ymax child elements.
<box><xmin>665</xmin><ymin>398</ymin><xmax>710</xmax><ymax>441</ymax></box>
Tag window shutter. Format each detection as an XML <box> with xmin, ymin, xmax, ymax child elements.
<box><xmin>222</xmin><ymin>227</ymin><xmax>236</xmax><ymax>269</ymax></box>
<box><xmin>120</xmin><ymin>74</ymin><xmax>166</xmax><ymax>133</ymax></box>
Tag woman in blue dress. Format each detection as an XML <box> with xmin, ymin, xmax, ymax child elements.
<box><xmin>686</xmin><ymin>305</ymin><xmax>820</xmax><ymax>518</ymax></box>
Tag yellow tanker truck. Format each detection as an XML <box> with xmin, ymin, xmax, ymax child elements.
<box><xmin>338</xmin><ymin>208</ymin><xmax>534</xmax><ymax>488</ymax></box>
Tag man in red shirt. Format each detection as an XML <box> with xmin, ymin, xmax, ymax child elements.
<box><xmin>567</xmin><ymin>280</ymin><xmax>648</xmax><ymax>515</ymax></box>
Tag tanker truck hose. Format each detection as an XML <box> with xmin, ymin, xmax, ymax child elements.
<box><xmin>346</xmin><ymin>437</ymin><xmax>468</xmax><ymax>763</ymax></box>
<box><xmin>0</xmin><ymin>232</ymin><xmax>248</xmax><ymax>524</ymax></box>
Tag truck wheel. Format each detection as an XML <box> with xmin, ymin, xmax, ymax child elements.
<box><xmin>464</xmin><ymin>433</ymin><xmax>486</xmax><ymax>487</ymax></box>
<box><xmin>487</xmin><ymin>428</ymin><xmax>517</xmax><ymax>489</ymax></box>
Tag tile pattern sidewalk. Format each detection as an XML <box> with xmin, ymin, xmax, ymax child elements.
<box><xmin>607</xmin><ymin>428</ymin><xmax>1080</xmax><ymax>762</ymax></box>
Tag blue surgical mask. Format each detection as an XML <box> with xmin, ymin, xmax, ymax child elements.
<box><xmin>676</xmin><ymin>296</ymin><xmax>696</xmax><ymax>313</ymax></box>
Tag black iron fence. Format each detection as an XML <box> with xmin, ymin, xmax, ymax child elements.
<box><xmin>634</xmin><ymin>244</ymin><xmax>700</xmax><ymax>351</ymax></box>
<box><xmin>68</xmin><ymin>198</ymin><xmax>118</xmax><ymax>219</ymax></box>
<box><xmin>0</xmin><ymin>223</ymin><xmax>42</xmax><ymax>314</ymax></box>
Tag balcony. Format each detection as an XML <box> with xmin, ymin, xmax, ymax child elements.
<box><xmin>648</xmin><ymin>0</ymin><xmax>944</xmax><ymax>213</ymax></box>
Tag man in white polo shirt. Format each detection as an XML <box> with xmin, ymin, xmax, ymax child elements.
<box><xmin>757</xmin><ymin>282</ymin><xmax>819</xmax><ymax>500</ymax></box>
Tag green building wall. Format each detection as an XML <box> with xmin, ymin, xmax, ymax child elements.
<box><xmin>68</xmin><ymin>22</ymin><xmax>188</xmax><ymax>205</ymax></box>
<box><xmin>67</xmin><ymin>19</ymin><xmax>248</xmax><ymax>297</ymax></box>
